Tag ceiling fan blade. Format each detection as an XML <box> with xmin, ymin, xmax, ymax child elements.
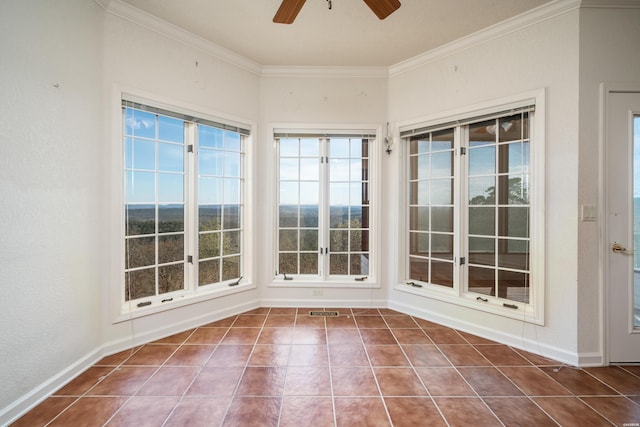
<box><xmin>273</xmin><ymin>0</ymin><xmax>307</xmax><ymax>24</ymax></box>
<box><xmin>362</xmin><ymin>0</ymin><xmax>401</xmax><ymax>20</ymax></box>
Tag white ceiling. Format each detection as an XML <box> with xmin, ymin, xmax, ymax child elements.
<box><xmin>118</xmin><ymin>0</ymin><xmax>553</xmax><ymax>67</ymax></box>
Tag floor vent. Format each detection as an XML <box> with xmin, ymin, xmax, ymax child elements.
<box><xmin>308</xmin><ymin>311</ymin><xmax>339</xmax><ymax>317</ymax></box>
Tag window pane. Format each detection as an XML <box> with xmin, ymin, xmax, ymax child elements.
<box><xmin>224</xmin><ymin>152</ymin><xmax>241</xmax><ymax>177</ymax></box>
<box><xmin>222</xmin><ymin>256</ymin><xmax>241</xmax><ymax>281</ymax></box>
<box><xmin>279</xmin><ymin>158</ymin><xmax>299</xmax><ymax>180</ymax></box>
<box><xmin>431</xmin><ymin>261</ymin><xmax>453</xmax><ymax>287</ymax></box>
<box><xmin>125</xmin><ymin>171</ymin><xmax>155</xmax><ymax>204</ymax></box>
<box><xmin>415</xmin><ymin>155</ymin><xmax>429</xmax><ymax>180</ymax></box>
<box><xmin>409</xmin><ymin>181</ymin><xmax>429</xmax><ymax>205</ymax></box>
<box><xmin>497</xmin><ymin>239</ymin><xmax>529</xmax><ymax>270</ymax></box>
<box><xmin>279</xmin><ymin>253</ymin><xmax>297</xmax><ymax>275</ymax></box>
<box><xmin>300</xmin><ymin>182</ymin><xmax>319</xmax><ymax>205</ymax></box>
<box><xmin>330</xmin><ymin>254</ymin><xmax>348</xmax><ymax>275</ymax></box>
<box><xmin>498</xmin><ymin>114</ymin><xmax>522</xmax><ymax>143</ymax></box>
<box><xmin>300</xmin><ymin>253</ymin><xmax>318</xmax><ymax>275</ymax></box>
<box><xmin>158</xmin><ymin>263</ymin><xmax>183</xmax><ymax>294</ymax></box>
<box><xmin>300</xmin><ymin>229</ymin><xmax>318</xmax><ymax>251</ymax></box>
<box><xmin>468</xmin><ymin>237</ymin><xmax>495</xmax><ymax>266</ymax></box>
<box><xmin>468</xmin><ymin>266</ymin><xmax>495</xmax><ymax>296</ymax></box>
<box><xmin>410</xmin><ymin>139</ymin><xmax>429</xmax><ymax>155</ymax></box>
<box><xmin>350</xmin><ymin>230</ymin><xmax>369</xmax><ymax>252</ymax></box>
<box><xmin>199</xmin><ymin>126</ymin><xmax>223</xmax><ymax>149</ymax></box>
<box><xmin>498</xmin><ymin>207</ymin><xmax>529</xmax><ymax>238</ymax></box>
<box><xmin>409</xmin><ymin>207</ymin><xmax>429</xmax><ymax>231</ymax></box>
<box><xmin>330</xmin><ymin>206</ymin><xmax>349</xmax><ymax>227</ymax></box>
<box><xmin>158</xmin><ymin>143</ymin><xmax>183</xmax><ymax>172</ymax></box>
<box><xmin>469</xmin><ymin>120</ymin><xmax>496</xmax><ymax>147</ymax></box>
<box><xmin>126</xmin><ymin>204</ymin><xmax>155</xmax><ymax>236</ymax></box>
<box><xmin>199</xmin><ymin>149</ymin><xmax>223</xmax><ymax>176</ymax></box>
<box><xmin>431</xmin><ymin>207</ymin><xmax>453</xmax><ymax>232</ymax></box>
<box><xmin>469</xmin><ymin>207</ymin><xmax>495</xmax><ymax>236</ymax></box>
<box><xmin>125</xmin><ymin>138</ymin><xmax>155</xmax><ymax>170</ymax></box>
<box><xmin>330</xmin><ymin>158</ymin><xmax>349</xmax><ymax>181</ymax></box>
<box><xmin>498</xmin><ymin>270</ymin><xmax>529</xmax><ymax>303</ymax></box>
<box><xmin>158</xmin><ymin>173</ymin><xmax>183</xmax><ymax>203</ymax></box>
<box><xmin>469</xmin><ymin>176</ymin><xmax>495</xmax><ymax>205</ymax></box>
<box><xmin>410</xmin><ymin>232</ymin><xmax>429</xmax><ymax>256</ymax></box>
<box><xmin>224</xmin><ymin>131</ymin><xmax>241</xmax><ymax>151</ymax></box>
<box><xmin>223</xmin><ymin>231</ymin><xmax>241</xmax><ymax>255</ymax></box>
<box><xmin>469</xmin><ymin>146</ymin><xmax>496</xmax><ymax>176</ymax></box>
<box><xmin>223</xmin><ymin>178</ymin><xmax>240</xmax><ymax>204</ymax></box>
<box><xmin>199</xmin><ymin>205</ymin><xmax>221</xmax><ymax>231</ymax></box>
<box><xmin>431</xmin><ymin>234</ymin><xmax>453</xmax><ymax>260</ymax></box>
<box><xmin>300</xmin><ymin>158</ymin><xmax>319</xmax><ymax>180</ymax></box>
<box><xmin>279</xmin><ymin>205</ymin><xmax>298</xmax><ymax>227</ymax></box>
<box><xmin>280</xmin><ymin>138</ymin><xmax>299</xmax><ymax>156</ymax></box>
<box><xmin>158</xmin><ymin>235</ymin><xmax>183</xmax><ymax>264</ymax></box>
<box><xmin>300</xmin><ymin>139</ymin><xmax>319</xmax><ymax>157</ymax></box>
<box><xmin>330</xmin><ymin>230</ymin><xmax>348</xmax><ymax>252</ymax></box>
<box><xmin>430</xmin><ymin>178</ymin><xmax>453</xmax><ymax>205</ymax></box>
<box><xmin>127</xmin><ymin>110</ymin><xmax>156</xmax><ymax>139</ymax></box>
<box><xmin>158</xmin><ymin>115</ymin><xmax>184</xmax><ymax>143</ymax></box>
<box><xmin>159</xmin><ymin>204</ymin><xmax>183</xmax><ymax>232</ymax></box>
<box><xmin>125</xmin><ymin>268</ymin><xmax>155</xmax><ymax>301</ymax></box>
<box><xmin>198</xmin><ymin>178</ymin><xmax>222</xmax><ymax>205</ymax></box>
<box><xmin>199</xmin><ymin>232</ymin><xmax>220</xmax><ymax>259</ymax></box>
<box><xmin>300</xmin><ymin>205</ymin><xmax>319</xmax><ymax>227</ymax></box>
<box><xmin>409</xmin><ymin>257</ymin><xmax>429</xmax><ymax>282</ymax></box>
<box><xmin>126</xmin><ymin>236</ymin><xmax>155</xmax><ymax>269</ymax></box>
<box><xmin>279</xmin><ymin>229</ymin><xmax>298</xmax><ymax>251</ymax></box>
<box><xmin>199</xmin><ymin>259</ymin><xmax>220</xmax><ymax>286</ymax></box>
<box><xmin>498</xmin><ymin>175</ymin><xmax>528</xmax><ymax>205</ymax></box>
<box><xmin>499</xmin><ymin>141</ymin><xmax>529</xmax><ymax>174</ymax></box>
<box><xmin>351</xmin><ymin>254</ymin><xmax>369</xmax><ymax>275</ymax></box>
<box><xmin>280</xmin><ymin>182</ymin><xmax>299</xmax><ymax>205</ymax></box>
<box><xmin>223</xmin><ymin>205</ymin><xmax>241</xmax><ymax>230</ymax></box>
<box><xmin>432</xmin><ymin>130</ymin><xmax>453</xmax><ymax>151</ymax></box>
<box><xmin>431</xmin><ymin>151</ymin><xmax>453</xmax><ymax>178</ymax></box>
<box><xmin>330</xmin><ymin>138</ymin><xmax>350</xmax><ymax>158</ymax></box>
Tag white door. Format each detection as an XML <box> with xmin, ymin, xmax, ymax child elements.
<box><xmin>606</xmin><ymin>90</ymin><xmax>640</xmax><ymax>363</ymax></box>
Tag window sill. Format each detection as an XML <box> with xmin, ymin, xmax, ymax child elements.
<box><xmin>394</xmin><ymin>282</ymin><xmax>543</xmax><ymax>325</ymax></box>
<box><xmin>113</xmin><ymin>282</ymin><xmax>256</xmax><ymax>324</ymax></box>
<box><xmin>269</xmin><ymin>279</ymin><xmax>379</xmax><ymax>289</ymax></box>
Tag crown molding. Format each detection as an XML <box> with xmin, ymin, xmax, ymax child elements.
<box><xmin>261</xmin><ymin>66</ymin><xmax>389</xmax><ymax>79</ymax></box>
<box><xmin>580</xmin><ymin>0</ymin><xmax>640</xmax><ymax>8</ymax></box>
<box><xmin>96</xmin><ymin>0</ymin><xmax>263</xmax><ymax>76</ymax></box>
<box><xmin>389</xmin><ymin>0</ymin><xmax>581</xmax><ymax>77</ymax></box>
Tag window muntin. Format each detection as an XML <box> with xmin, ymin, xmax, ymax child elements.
<box><xmin>405</xmin><ymin>110</ymin><xmax>534</xmax><ymax>308</ymax></box>
<box><xmin>408</xmin><ymin>129</ymin><xmax>455</xmax><ymax>288</ymax></box>
<box><xmin>467</xmin><ymin>113</ymin><xmax>530</xmax><ymax>303</ymax></box>
<box><xmin>198</xmin><ymin>125</ymin><xmax>243</xmax><ymax>286</ymax></box>
<box><xmin>276</xmin><ymin>135</ymin><xmax>373</xmax><ymax>280</ymax></box>
<box><xmin>123</xmin><ymin>101</ymin><xmax>246</xmax><ymax>307</ymax></box>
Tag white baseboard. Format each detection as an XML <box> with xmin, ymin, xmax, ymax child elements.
<box><xmin>388</xmin><ymin>299</ymin><xmax>584</xmax><ymax>367</ymax></box>
<box><xmin>1</xmin><ymin>298</ymin><xmax>260</xmax><ymax>427</ymax></box>
<box><xmin>260</xmin><ymin>298</ymin><xmax>387</xmax><ymax>309</ymax></box>
<box><xmin>0</xmin><ymin>347</ymin><xmax>103</xmax><ymax>427</ymax></box>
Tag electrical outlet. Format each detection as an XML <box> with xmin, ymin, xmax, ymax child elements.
<box><xmin>312</xmin><ymin>289</ymin><xmax>323</xmax><ymax>296</ymax></box>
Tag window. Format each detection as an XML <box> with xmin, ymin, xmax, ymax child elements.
<box><xmin>122</xmin><ymin>99</ymin><xmax>249</xmax><ymax>311</ymax></box>
<box><xmin>401</xmin><ymin>93</ymin><xmax>544</xmax><ymax>323</ymax></box>
<box><xmin>275</xmin><ymin>132</ymin><xmax>375</xmax><ymax>282</ymax></box>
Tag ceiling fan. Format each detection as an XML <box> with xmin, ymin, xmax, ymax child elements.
<box><xmin>273</xmin><ymin>0</ymin><xmax>401</xmax><ymax>24</ymax></box>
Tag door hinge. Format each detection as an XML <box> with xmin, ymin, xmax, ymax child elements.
<box><xmin>460</xmin><ymin>147</ymin><xmax>467</xmax><ymax>155</ymax></box>
<box><xmin>187</xmin><ymin>144</ymin><xmax>194</xmax><ymax>153</ymax></box>
<box><xmin>460</xmin><ymin>257</ymin><xmax>466</xmax><ymax>265</ymax></box>
<box><xmin>187</xmin><ymin>255</ymin><xmax>193</xmax><ymax>264</ymax></box>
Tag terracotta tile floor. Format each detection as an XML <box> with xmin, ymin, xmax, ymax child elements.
<box><xmin>12</xmin><ymin>308</ymin><xmax>640</xmax><ymax>426</ymax></box>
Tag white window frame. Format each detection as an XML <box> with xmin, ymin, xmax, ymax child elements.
<box><xmin>270</xmin><ymin>125</ymin><xmax>381</xmax><ymax>288</ymax></box>
<box><xmin>397</xmin><ymin>90</ymin><xmax>545</xmax><ymax>324</ymax></box>
<box><xmin>110</xmin><ymin>89</ymin><xmax>255</xmax><ymax>322</ymax></box>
